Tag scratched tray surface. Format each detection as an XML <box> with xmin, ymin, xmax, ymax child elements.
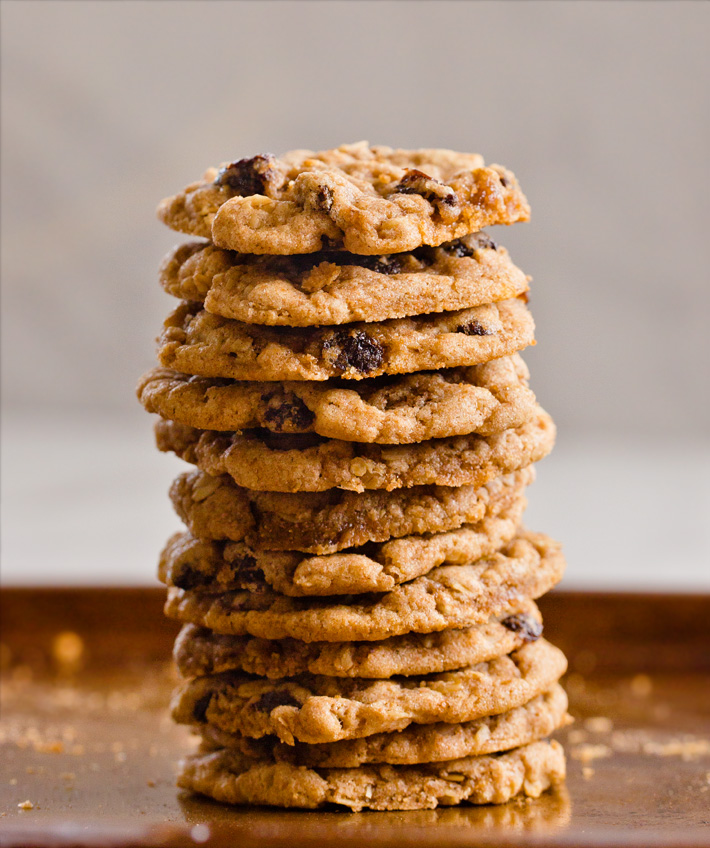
<box><xmin>1</xmin><ymin>590</ymin><xmax>709</xmax><ymax>848</ymax></box>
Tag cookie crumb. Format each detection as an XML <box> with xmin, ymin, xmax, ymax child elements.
<box><xmin>642</xmin><ymin>739</ymin><xmax>710</xmax><ymax>760</ymax></box>
<box><xmin>571</xmin><ymin>743</ymin><xmax>612</xmax><ymax>764</ymax></box>
<box><xmin>17</xmin><ymin>800</ymin><xmax>34</xmax><ymax>810</ymax></box>
<box><xmin>630</xmin><ymin>673</ymin><xmax>652</xmax><ymax>697</ymax></box>
<box><xmin>52</xmin><ymin>631</ymin><xmax>84</xmax><ymax>668</ymax></box>
<box><xmin>584</xmin><ymin>716</ymin><xmax>613</xmax><ymax>734</ymax></box>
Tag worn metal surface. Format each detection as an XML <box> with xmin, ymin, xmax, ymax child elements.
<box><xmin>1</xmin><ymin>589</ymin><xmax>709</xmax><ymax>847</ymax></box>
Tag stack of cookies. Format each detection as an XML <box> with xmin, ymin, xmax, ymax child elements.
<box><xmin>138</xmin><ymin>142</ymin><xmax>569</xmax><ymax>811</ymax></box>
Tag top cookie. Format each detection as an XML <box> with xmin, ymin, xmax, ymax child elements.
<box><xmin>157</xmin><ymin>142</ymin><xmax>530</xmax><ymax>255</ymax></box>
<box><xmin>159</xmin><ymin>232</ymin><xmax>529</xmax><ymax>326</ymax></box>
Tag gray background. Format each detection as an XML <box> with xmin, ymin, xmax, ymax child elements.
<box><xmin>2</xmin><ymin>0</ymin><xmax>708</xmax><ymax>587</ymax></box>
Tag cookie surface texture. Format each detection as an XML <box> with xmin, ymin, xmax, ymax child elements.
<box><xmin>172</xmin><ymin>600</ymin><xmax>543</xmax><ymax>679</ymax></box>
<box><xmin>179</xmin><ymin>739</ymin><xmax>565</xmax><ymax>811</ymax></box>
<box><xmin>159</xmin><ymin>488</ymin><xmax>526</xmax><ymax>597</ymax></box>
<box><xmin>157</xmin><ymin>297</ymin><xmax>534</xmax><ymax>382</ymax></box>
<box><xmin>159</xmin><ymin>233</ymin><xmax>529</xmax><ymax>326</ymax></box>
<box><xmin>157</xmin><ymin>142</ymin><xmax>530</xmax><ymax>255</ymax></box>
<box><xmin>163</xmin><ymin>530</ymin><xmax>565</xmax><ymax>642</ymax></box>
<box><xmin>156</xmin><ymin>402</ymin><xmax>553</xmax><ymax>493</ymax></box>
<box><xmin>138</xmin><ymin>353</ymin><xmax>536</xmax><ymax>444</ymax></box>
<box><xmin>198</xmin><ymin>684</ymin><xmax>569</xmax><ymax>767</ymax></box>
<box><xmin>171</xmin><ymin>638</ymin><xmax>567</xmax><ymax>744</ymax></box>
<box><xmin>169</xmin><ymin>466</ymin><xmax>536</xmax><ymax>553</ymax></box>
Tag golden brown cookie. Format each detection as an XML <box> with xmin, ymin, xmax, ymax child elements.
<box><xmin>157</xmin><ymin>296</ymin><xmax>534</xmax><ymax>382</ymax></box>
<box><xmin>171</xmin><ymin>638</ymin><xmax>567</xmax><ymax>744</ymax></box>
<box><xmin>169</xmin><ymin>466</ymin><xmax>535</xmax><ymax>553</ymax></box>
<box><xmin>163</xmin><ymin>531</ymin><xmax>565</xmax><ymax>643</ymax></box>
<box><xmin>159</xmin><ymin>232</ymin><xmax>529</xmax><ymax>325</ymax></box>
<box><xmin>178</xmin><ymin>739</ymin><xmax>565</xmax><ymax>811</ymax></box>
<box><xmin>156</xmin><ymin>403</ymin><xmax>552</xmax><ymax>493</ymax></box>
<box><xmin>173</xmin><ymin>601</ymin><xmax>543</xmax><ymax>680</ymax></box>
<box><xmin>199</xmin><ymin>685</ymin><xmax>569</xmax><ymax>767</ymax></box>
<box><xmin>157</xmin><ymin>142</ymin><xmax>530</xmax><ymax>255</ymax></box>
<box><xmin>138</xmin><ymin>354</ymin><xmax>536</xmax><ymax>444</ymax></box>
<box><xmin>159</xmin><ymin>493</ymin><xmax>524</xmax><ymax>597</ymax></box>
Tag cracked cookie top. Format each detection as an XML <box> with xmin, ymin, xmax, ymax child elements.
<box><xmin>157</xmin><ymin>142</ymin><xmax>530</xmax><ymax>255</ymax></box>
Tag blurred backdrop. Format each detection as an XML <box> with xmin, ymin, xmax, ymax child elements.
<box><xmin>2</xmin><ymin>0</ymin><xmax>708</xmax><ymax>588</ymax></box>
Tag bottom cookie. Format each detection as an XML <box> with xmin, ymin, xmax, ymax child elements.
<box><xmin>177</xmin><ymin>738</ymin><xmax>566</xmax><ymax>811</ymax></box>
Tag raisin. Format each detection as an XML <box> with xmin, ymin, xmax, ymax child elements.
<box><xmin>443</xmin><ymin>233</ymin><xmax>498</xmax><ymax>258</ymax></box>
<box><xmin>214</xmin><ymin>154</ymin><xmax>276</xmax><ymax>195</ymax></box>
<box><xmin>501</xmin><ymin>614</ymin><xmax>543</xmax><ymax>643</ymax></box>
<box><xmin>234</xmin><ymin>555</ymin><xmax>265</xmax><ymax>591</ymax></box>
<box><xmin>456</xmin><ymin>320</ymin><xmax>494</xmax><ymax>336</ymax></box>
<box><xmin>295</xmin><ymin>251</ymin><xmax>404</xmax><ymax>275</ymax></box>
<box><xmin>323</xmin><ymin>330</ymin><xmax>384</xmax><ymax>374</ymax></box>
<box><xmin>263</xmin><ymin>394</ymin><xmax>315</xmax><ymax>432</ymax></box>
<box><xmin>393</xmin><ymin>168</ymin><xmax>430</xmax><ymax>191</ymax></box>
<box><xmin>348</xmin><ymin>254</ymin><xmax>404</xmax><ymax>275</ymax></box>
<box><xmin>258</xmin><ymin>430</ymin><xmax>324</xmax><ymax>451</ymax></box>
<box><xmin>392</xmin><ymin>169</ymin><xmax>457</xmax><ymax>211</ymax></box>
<box><xmin>472</xmin><ymin>232</ymin><xmax>498</xmax><ymax>251</ymax></box>
<box><xmin>315</xmin><ymin>185</ymin><xmax>334</xmax><ymax>212</ymax></box>
<box><xmin>443</xmin><ymin>240</ymin><xmax>475</xmax><ymax>259</ymax></box>
<box><xmin>253</xmin><ymin>690</ymin><xmax>302</xmax><ymax>712</ymax></box>
<box><xmin>192</xmin><ymin>693</ymin><xmax>213</xmax><ymax>723</ymax></box>
<box><xmin>172</xmin><ymin>567</ymin><xmax>213</xmax><ymax>591</ymax></box>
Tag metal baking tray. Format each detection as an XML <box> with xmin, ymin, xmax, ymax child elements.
<box><xmin>1</xmin><ymin>589</ymin><xmax>708</xmax><ymax>847</ymax></box>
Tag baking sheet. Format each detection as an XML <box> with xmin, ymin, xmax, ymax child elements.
<box><xmin>1</xmin><ymin>589</ymin><xmax>709</xmax><ymax>847</ymax></box>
